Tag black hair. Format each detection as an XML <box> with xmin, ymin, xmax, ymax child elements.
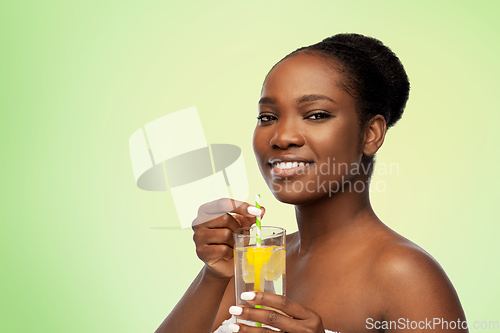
<box><xmin>276</xmin><ymin>33</ymin><xmax>410</xmax><ymax>178</ymax></box>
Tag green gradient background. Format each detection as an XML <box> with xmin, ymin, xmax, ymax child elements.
<box><xmin>1</xmin><ymin>1</ymin><xmax>499</xmax><ymax>332</ymax></box>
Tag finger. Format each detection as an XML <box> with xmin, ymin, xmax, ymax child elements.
<box><xmin>241</xmin><ymin>292</ymin><xmax>311</xmax><ymax>320</ymax></box>
<box><xmin>194</xmin><ymin>213</ymin><xmax>243</xmax><ymax>232</ymax></box>
<box><xmin>260</xmin><ymin>205</ymin><xmax>266</xmax><ymax>219</ymax></box>
<box><xmin>199</xmin><ymin>244</ymin><xmax>233</xmax><ymax>263</ymax></box>
<box><xmin>226</xmin><ymin>322</ymin><xmax>273</xmax><ymax>333</ymax></box>
<box><xmin>234</xmin><ymin>206</ymin><xmax>266</xmax><ymax>228</ymax></box>
<box><xmin>229</xmin><ymin>305</ymin><xmax>296</xmax><ymax>333</ymax></box>
<box><xmin>202</xmin><ymin>228</ymin><xmax>235</xmax><ymax>247</ymax></box>
<box><xmin>232</xmin><ymin>213</ymin><xmax>257</xmax><ymax>229</ymax></box>
<box><xmin>197</xmin><ymin>198</ymin><xmax>264</xmax><ymax>220</ymax></box>
<box><xmin>232</xmin><ymin>205</ymin><xmax>267</xmax><ymax>228</ymax></box>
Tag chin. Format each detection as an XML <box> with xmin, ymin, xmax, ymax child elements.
<box><xmin>267</xmin><ymin>181</ymin><xmax>326</xmax><ymax>206</ymax></box>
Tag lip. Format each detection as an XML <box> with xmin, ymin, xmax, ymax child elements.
<box><xmin>268</xmin><ymin>154</ymin><xmax>315</xmax><ymax>178</ymax></box>
<box><xmin>268</xmin><ymin>154</ymin><xmax>314</xmax><ymax>164</ymax></box>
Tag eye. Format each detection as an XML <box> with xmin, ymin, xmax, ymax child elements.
<box><xmin>257</xmin><ymin>114</ymin><xmax>277</xmax><ymax>124</ymax></box>
<box><xmin>306</xmin><ymin>111</ymin><xmax>332</xmax><ymax>120</ymax></box>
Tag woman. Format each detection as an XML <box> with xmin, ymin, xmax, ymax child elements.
<box><xmin>156</xmin><ymin>33</ymin><xmax>467</xmax><ymax>333</ymax></box>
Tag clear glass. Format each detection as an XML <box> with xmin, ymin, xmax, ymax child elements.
<box><xmin>233</xmin><ymin>226</ymin><xmax>286</xmax><ymax>329</ymax></box>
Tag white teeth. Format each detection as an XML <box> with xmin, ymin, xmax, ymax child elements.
<box><xmin>273</xmin><ymin>161</ymin><xmax>312</xmax><ymax>169</ymax></box>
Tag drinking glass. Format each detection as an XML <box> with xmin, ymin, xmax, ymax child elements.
<box><xmin>233</xmin><ymin>226</ymin><xmax>286</xmax><ymax>329</ymax></box>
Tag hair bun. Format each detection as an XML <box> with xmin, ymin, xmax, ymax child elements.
<box><xmin>322</xmin><ymin>33</ymin><xmax>410</xmax><ymax>128</ymax></box>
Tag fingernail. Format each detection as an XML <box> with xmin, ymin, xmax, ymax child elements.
<box><xmin>228</xmin><ymin>323</ymin><xmax>240</xmax><ymax>332</ymax></box>
<box><xmin>241</xmin><ymin>291</ymin><xmax>256</xmax><ymax>300</ymax></box>
<box><xmin>229</xmin><ymin>306</ymin><xmax>243</xmax><ymax>315</ymax></box>
<box><xmin>247</xmin><ymin>206</ymin><xmax>262</xmax><ymax>216</ymax></box>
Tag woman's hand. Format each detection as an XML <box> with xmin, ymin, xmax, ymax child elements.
<box><xmin>192</xmin><ymin>198</ymin><xmax>265</xmax><ymax>280</ymax></box>
<box><xmin>228</xmin><ymin>291</ymin><xmax>325</xmax><ymax>333</ymax></box>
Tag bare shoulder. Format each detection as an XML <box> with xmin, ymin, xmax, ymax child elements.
<box><xmin>372</xmin><ymin>237</ymin><xmax>446</xmax><ymax>286</ymax></box>
<box><xmin>368</xmin><ymin>233</ymin><xmax>467</xmax><ymax>326</ymax></box>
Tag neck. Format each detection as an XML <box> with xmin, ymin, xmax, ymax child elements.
<box><xmin>294</xmin><ymin>185</ymin><xmax>376</xmax><ymax>254</ymax></box>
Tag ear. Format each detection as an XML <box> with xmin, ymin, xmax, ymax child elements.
<box><xmin>362</xmin><ymin>114</ymin><xmax>386</xmax><ymax>156</ymax></box>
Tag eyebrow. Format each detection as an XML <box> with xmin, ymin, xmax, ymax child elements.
<box><xmin>297</xmin><ymin>94</ymin><xmax>337</xmax><ymax>104</ymax></box>
<box><xmin>258</xmin><ymin>97</ymin><xmax>277</xmax><ymax>105</ymax></box>
<box><xmin>258</xmin><ymin>94</ymin><xmax>337</xmax><ymax>105</ymax></box>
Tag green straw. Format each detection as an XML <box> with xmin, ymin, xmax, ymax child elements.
<box><xmin>254</xmin><ymin>194</ymin><xmax>263</xmax><ymax>327</ymax></box>
<box><xmin>255</xmin><ymin>194</ymin><xmax>262</xmax><ymax>246</ymax></box>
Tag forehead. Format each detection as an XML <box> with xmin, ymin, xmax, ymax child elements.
<box><xmin>262</xmin><ymin>52</ymin><xmax>345</xmax><ymax>99</ymax></box>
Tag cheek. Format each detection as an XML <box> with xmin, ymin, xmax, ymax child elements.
<box><xmin>252</xmin><ymin>127</ymin><xmax>267</xmax><ymax>161</ymax></box>
<box><xmin>307</xmin><ymin>124</ymin><xmax>362</xmax><ymax>170</ymax></box>
<box><xmin>252</xmin><ymin>127</ymin><xmax>260</xmax><ymax>150</ymax></box>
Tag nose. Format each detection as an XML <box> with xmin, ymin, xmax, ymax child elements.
<box><xmin>269</xmin><ymin>118</ymin><xmax>305</xmax><ymax>149</ymax></box>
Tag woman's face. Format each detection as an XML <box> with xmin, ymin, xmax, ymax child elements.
<box><xmin>253</xmin><ymin>52</ymin><xmax>366</xmax><ymax>205</ymax></box>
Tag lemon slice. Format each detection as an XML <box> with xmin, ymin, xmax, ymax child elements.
<box><xmin>242</xmin><ymin>252</ymin><xmax>254</xmax><ymax>283</ymax></box>
<box><xmin>264</xmin><ymin>249</ymin><xmax>285</xmax><ymax>281</ymax></box>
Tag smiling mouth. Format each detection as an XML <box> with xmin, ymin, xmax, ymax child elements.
<box><xmin>271</xmin><ymin>161</ymin><xmax>313</xmax><ymax>169</ymax></box>
<box><xmin>269</xmin><ymin>161</ymin><xmax>315</xmax><ymax>177</ymax></box>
